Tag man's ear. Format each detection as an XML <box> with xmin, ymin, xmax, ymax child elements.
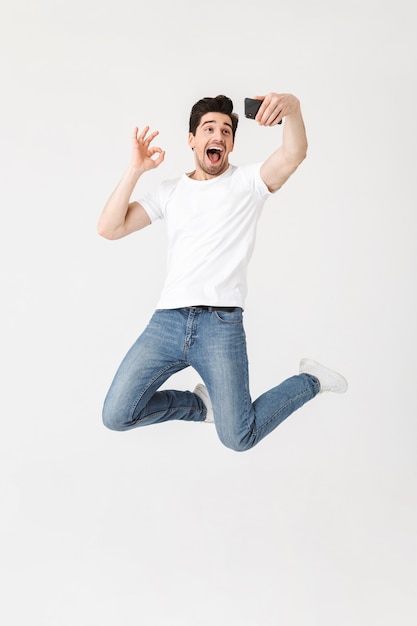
<box><xmin>188</xmin><ymin>132</ymin><xmax>195</xmax><ymax>150</ymax></box>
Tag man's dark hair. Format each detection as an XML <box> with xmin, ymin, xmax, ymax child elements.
<box><xmin>189</xmin><ymin>95</ymin><xmax>239</xmax><ymax>140</ymax></box>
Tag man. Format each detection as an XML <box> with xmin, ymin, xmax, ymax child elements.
<box><xmin>98</xmin><ymin>93</ymin><xmax>347</xmax><ymax>452</ymax></box>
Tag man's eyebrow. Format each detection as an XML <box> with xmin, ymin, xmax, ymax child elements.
<box><xmin>201</xmin><ymin>120</ymin><xmax>233</xmax><ymax>129</ymax></box>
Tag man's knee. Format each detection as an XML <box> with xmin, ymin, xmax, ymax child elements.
<box><xmin>217</xmin><ymin>430</ymin><xmax>252</xmax><ymax>453</ymax></box>
<box><xmin>102</xmin><ymin>402</ymin><xmax>130</xmax><ymax>432</ymax></box>
<box><xmin>102</xmin><ymin>414</ymin><xmax>124</xmax><ymax>431</ymax></box>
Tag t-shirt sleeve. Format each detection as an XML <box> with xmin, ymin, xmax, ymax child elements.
<box><xmin>136</xmin><ymin>178</ymin><xmax>177</xmax><ymax>223</ymax></box>
<box><xmin>136</xmin><ymin>187</ymin><xmax>164</xmax><ymax>223</ymax></box>
<box><xmin>236</xmin><ymin>163</ymin><xmax>273</xmax><ymax>199</ymax></box>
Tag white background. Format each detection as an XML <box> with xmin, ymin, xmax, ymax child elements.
<box><xmin>1</xmin><ymin>1</ymin><xmax>416</xmax><ymax>624</ymax></box>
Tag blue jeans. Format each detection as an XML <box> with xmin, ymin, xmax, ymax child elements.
<box><xmin>102</xmin><ymin>307</ymin><xmax>320</xmax><ymax>451</ymax></box>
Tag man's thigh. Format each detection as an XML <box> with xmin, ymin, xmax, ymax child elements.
<box><xmin>189</xmin><ymin>309</ymin><xmax>253</xmax><ymax>441</ymax></box>
<box><xmin>104</xmin><ymin>309</ymin><xmax>188</xmax><ymax>418</ymax></box>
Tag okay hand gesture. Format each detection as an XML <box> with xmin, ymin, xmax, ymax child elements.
<box><xmin>131</xmin><ymin>126</ymin><xmax>165</xmax><ymax>172</ymax></box>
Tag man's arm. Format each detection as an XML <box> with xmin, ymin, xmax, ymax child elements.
<box><xmin>97</xmin><ymin>126</ymin><xmax>165</xmax><ymax>240</ymax></box>
<box><xmin>256</xmin><ymin>93</ymin><xmax>307</xmax><ymax>193</ymax></box>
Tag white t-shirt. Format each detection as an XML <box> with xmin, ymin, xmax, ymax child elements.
<box><xmin>139</xmin><ymin>163</ymin><xmax>272</xmax><ymax>309</ymax></box>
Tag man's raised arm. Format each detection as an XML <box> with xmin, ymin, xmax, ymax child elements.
<box><xmin>97</xmin><ymin>126</ymin><xmax>165</xmax><ymax>240</ymax></box>
<box><xmin>257</xmin><ymin>93</ymin><xmax>307</xmax><ymax>193</ymax></box>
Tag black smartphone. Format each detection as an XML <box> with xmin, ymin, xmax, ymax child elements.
<box><xmin>244</xmin><ymin>98</ymin><xmax>262</xmax><ymax>119</ymax></box>
<box><xmin>244</xmin><ymin>97</ymin><xmax>282</xmax><ymax>124</ymax></box>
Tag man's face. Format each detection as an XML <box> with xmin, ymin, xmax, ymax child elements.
<box><xmin>188</xmin><ymin>112</ymin><xmax>234</xmax><ymax>179</ymax></box>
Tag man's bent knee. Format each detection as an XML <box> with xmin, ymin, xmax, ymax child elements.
<box><xmin>216</xmin><ymin>431</ymin><xmax>253</xmax><ymax>453</ymax></box>
<box><xmin>102</xmin><ymin>404</ymin><xmax>132</xmax><ymax>432</ymax></box>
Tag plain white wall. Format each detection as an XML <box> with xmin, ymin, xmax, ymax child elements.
<box><xmin>1</xmin><ymin>0</ymin><xmax>416</xmax><ymax>624</ymax></box>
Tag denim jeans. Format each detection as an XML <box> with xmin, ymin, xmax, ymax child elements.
<box><xmin>102</xmin><ymin>307</ymin><xmax>320</xmax><ymax>451</ymax></box>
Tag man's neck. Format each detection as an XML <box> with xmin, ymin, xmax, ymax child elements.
<box><xmin>187</xmin><ymin>164</ymin><xmax>230</xmax><ymax>181</ymax></box>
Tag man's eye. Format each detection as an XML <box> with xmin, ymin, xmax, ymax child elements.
<box><xmin>223</xmin><ymin>129</ymin><xmax>230</xmax><ymax>134</ymax></box>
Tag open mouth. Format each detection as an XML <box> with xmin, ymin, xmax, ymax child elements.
<box><xmin>206</xmin><ymin>147</ymin><xmax>223</xmax><ymax>163</ymax></box>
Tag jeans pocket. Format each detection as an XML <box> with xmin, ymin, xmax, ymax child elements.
<box><xmin>214</xmin><ymin>308</ymin><xmax>243</xmax><ymax>324</ymax></box>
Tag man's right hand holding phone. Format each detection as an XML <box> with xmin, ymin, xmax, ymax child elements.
<box><xmin>248</xmin><ymin>93</ymin><xmax>301</xmax><ymax>127</ymax></box>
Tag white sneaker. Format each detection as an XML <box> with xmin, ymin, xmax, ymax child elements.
<box><xmin>193</xmin><ymin>383</ymin><xmax>214</xmax><ymax>423</ymax></box>
<box><xmin>299</xmin><ymin>358</ymin><xmax>348</xmax><ymax>394</ymax></box>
